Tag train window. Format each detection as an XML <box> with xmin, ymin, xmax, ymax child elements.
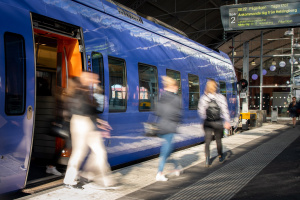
<box><xmin>92</xmin><ymin>52</ymin><xmax>104</xmax><ymax>112</ymax></box>
<box><xmin>188</xmin><ymin>74</ymin><xmax>200</xmax><ymax>110</ymax></box>
<box><xmin>219</xmin><ymin>81</ymin><xmax>227</xmax><ymax>97</ymax></box>
<box><xmin>108</xmin><ymin>57</ymin><xmax>127</xmax><ymax>112</ymax></box>
<box><xmin>138</xmin><ymin>63</ymin><xmax>158</xmax><ymax>111</ymax></box>
<box><xmin>232</xmin><ymin>82</ymin><xmax>236</xmax><ymax>94</ymax></box>
<box><xmin>166</xmin><ymin>69</ymin><xmax>181</xmax><ymax>96</ymax></box>
<box><xmin>4</xmin><ymin>32</ymin><xmax>26</xmax><ymax>115</ymax></box>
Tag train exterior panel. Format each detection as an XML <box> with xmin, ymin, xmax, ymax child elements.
<box><xmin>0</xmin><ymin>0</ymin><xmax>239</xmax><ymax>194</ymax></box>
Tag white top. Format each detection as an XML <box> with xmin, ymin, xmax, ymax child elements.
<box><xmin>198</xmin><ymin>93</ymin><xmax>230</xmax><ymax>123</ymax></box>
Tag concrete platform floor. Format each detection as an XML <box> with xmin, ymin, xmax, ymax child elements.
<box><xmin>11</xmin><ymin>122</ymin><xmax>300</xmax><ymax>200</ymax></box>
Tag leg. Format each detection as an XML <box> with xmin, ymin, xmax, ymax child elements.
<box><xmin>158</xmin><ymin>133</ymin><xmax>174</xmax><ymax>173</ymax></box>
<box><xmin>204</xmin><ymin>127</ymin><xmax>213</xmax><ymax>159</ymax></box>
<box><xmin>214</xmin><ymin>127</ymin><xmax>223</xmax><ymax>157</ymax></box>
<box><xmin>293</xmin><ymin>117</ymin><xmax>296</xmax><ymax>127</ymax></box>
<box><xmin>86</xmin><ymin>131</ymin><xmax>113</xmax><ymax>186</ymax></box>
<box><xmin>164</xmin><ymin>134</ymin><xmax>179</xmax><ymax>169</ymax></box>
<box><xmin>63</xmin><ymin>116</ymin><xmax>89</xmax><ymax>185</ymax></box>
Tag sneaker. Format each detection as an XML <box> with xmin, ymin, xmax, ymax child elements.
<box><xmin>46</xmin><ymin>166</ymin><xmax>62</xmax><ymax>176</ymax></box>
<box><xmin>219</xmin><ymin>155</ymin><xmax>225</xmax><ymax>163</ymax></box>
<box><xmin>205</xmin><ymin>157</ymin><xmax>211</xmax><ymax>167</ymax></box>
<box><xmin>174</xmin><ymin>165</ymin><xmax>183</xmax><ymax>176</ymax></box>
<box><xmin>156</xmin><ymin>173</ymin><xmax>168</xmax><ymax>181</ymax></box>
<box><xmin>64</xmin><ymin>183</ymin><xmax>84</xmax><ymax>190</ymax></box>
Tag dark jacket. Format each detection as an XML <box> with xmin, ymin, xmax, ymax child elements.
<box><xmin>68</xmin><ymin>80</ymin><xmax>99</xmax><ymax>123</ymax></box>
<box><xmin>155</xmin><ymin>91</ymin><xmax>182</xmax><ymax>134</ymax></box>
<box><xmin>288</xmin><ymin>101</ymin><xmax>299</xmax><ymax>117</ymax></box>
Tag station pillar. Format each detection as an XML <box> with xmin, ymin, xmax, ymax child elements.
<box><xmin>242</xmin><ymin>41</ymin><xmax>249</xmax><ymax>130</ymax></box>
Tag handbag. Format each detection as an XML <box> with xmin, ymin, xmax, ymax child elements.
<box><xmin>143</xmin><ymin>122</ymin><xmax>159</xmax><ymax>137</ymax></box>
<box><xmin>50</xmin><ymin>120</ymin><xmax>70</xmax><ymax>139</ymax></box>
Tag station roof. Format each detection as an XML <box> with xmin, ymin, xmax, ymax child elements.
<box><xmin>113</xmin><ymin>0</ymin><xmax>299</xmax><ymax>73</ymax></box>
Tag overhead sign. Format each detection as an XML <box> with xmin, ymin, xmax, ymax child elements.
<box><xmin>220</xmin><ymin>1</ymin><xmax>300</xmax><ymax>31</ymax></box>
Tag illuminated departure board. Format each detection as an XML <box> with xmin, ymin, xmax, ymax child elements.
<box><xmin>220</xmin><ymin>1</ymin><xmax>300</xmax><ymax>31</ymax></box>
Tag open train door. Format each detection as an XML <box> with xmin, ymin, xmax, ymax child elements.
<box><xmin>0</xmin><ymin>3</ymin><xmax>35</xmax><ymax>194</ymax></box>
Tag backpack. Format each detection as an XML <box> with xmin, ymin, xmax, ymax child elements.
<box><xmin>206</xmin><ymin>99</ymin><xmax>221</xmax><ymax>121</ymax></box>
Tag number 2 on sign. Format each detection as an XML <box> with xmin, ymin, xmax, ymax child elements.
<box><xmin>231</xmin><ymin>17</ymin><xmax>236</xmax><ymax>24</ymax></box>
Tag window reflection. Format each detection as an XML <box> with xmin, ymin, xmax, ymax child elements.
<box><xmin>138</xmin><ymin>64</ymin><xmax>158</xmax><ymax>111</ymax></box>
<box><xmin>188</xmin><ymin>74</ymin><xmax>199</xmax><ymax>110</ymax></box>
<box><xmin>108</xmin><ymin>57</ymin><xmax>127</xmax><ymax>112</ymax></box>
<box><xmin>5</xmin><ymin>32</ymin><xmax>26</xmax><ymax>115</ymax></box>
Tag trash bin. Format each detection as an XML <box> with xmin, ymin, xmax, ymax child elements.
<box><xmin>249</xmin><ymin>113</ymin><xmax>257</xmax><ymax>127</ymax></box>
<box><xmin>271</xmin><ymin>107</ymin><xmax>278</xmax><ymax>122</ymax></box>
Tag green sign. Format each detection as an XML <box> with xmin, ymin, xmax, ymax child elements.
<box><xmin>220</xmin><ymin>1</ymin><xmax>300</xmax><ymax>31</ymax></box>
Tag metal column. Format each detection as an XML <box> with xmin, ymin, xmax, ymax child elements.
<box><xmin>242</xmin><ymin>42</ymin><xmax>249</xmax><ymax>129</ymax></box>
<box><xmin>291</xmin><ymin>28</ymin><xmax>294</xmax><ymax>96</ymax></box>
<box><xmin>232</xmin><ymin>37</ymin><xmax>235</xmax><ymax>67</ymax></box>
<box><xmin>259</xmin><ymin>31</ymin><xmax>263</xmax><ymax>110</ymax></box>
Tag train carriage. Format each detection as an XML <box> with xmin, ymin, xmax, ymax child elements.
<box><xmin>0</xmin><ymin>0</ymin><xmax>239</xmax><ymax>194</ymax></box>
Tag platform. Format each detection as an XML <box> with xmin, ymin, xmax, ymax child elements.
<box><xmin>12</xmin><ymin>122</ymin><xmax>300</xmax><ymax>200</ymax></box>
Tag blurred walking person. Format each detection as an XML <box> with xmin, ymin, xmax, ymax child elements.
<box><xmin>63</xmin><ymin>72</ymin><xmax>113</xmax><ymax>189</ymax></box>
<box><xmin>155</xmin><ymin>76</ymin><xmax>182</xmax><ymax>181</ymax></box>
<box><xmin>198</xmin><ymin>80</ymin><xmax>231</xmax><ymax>167</ymax></box>
<box><xmin>287</xmin><ymin>96</ymin><xmax>298</xmax><ymax>128</ymax></box>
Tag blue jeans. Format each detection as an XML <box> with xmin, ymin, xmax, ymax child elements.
<box><xmin>158</xmin><ymin>133</ymin><xmax>179</xmax><ymax>172</ymax></box>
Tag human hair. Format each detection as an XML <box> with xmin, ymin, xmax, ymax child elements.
<box><xmin>205</xmin><ymin>79</ymin><xmax>217</xmax><ymax>94</ymax></box>
<box><xmin>162</xmin><ymin>76</ymin><xmax>177</xmax><ymax>88</ymax></box>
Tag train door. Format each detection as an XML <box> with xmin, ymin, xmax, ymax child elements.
<box><xmin>26</xmin><ymin>14</ymin><xmax>84</xmax><ymax>184</ymax></box>
<box><xmin>0</xmin><ymin>4</ymin><xmax>35</xmax><ymax>194</ymax></box>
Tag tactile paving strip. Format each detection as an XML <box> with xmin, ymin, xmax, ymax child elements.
<box><xmin>167</xmin><ymin>128</ymin><xmax>300</xmax><ymax>200</ymax></box>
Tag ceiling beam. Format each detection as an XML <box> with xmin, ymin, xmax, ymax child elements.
<box><xmin>225</xmin><ymin>30</ymin><xmax>275</xmax><ymax>55</ymax></box>
<box><xmin>147</xmin><ymin>1</ymin><xmax>203</xmax><ymax>36</ymax></box>
<box><xmin>130</xmin><ymin>0</ymin><xmax>157</xmax><ymax>10</ymax></box>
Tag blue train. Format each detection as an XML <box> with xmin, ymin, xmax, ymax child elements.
<box><xmin>0</xmin><ymin>0</ymin><xmax>239</xmax><ymax>194</ymax></box>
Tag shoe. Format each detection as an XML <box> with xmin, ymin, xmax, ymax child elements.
<box><xmin>219</xmin><ymin>155</ymin><xmax>225</xmax><ymax>163</ymax></box>
<box><xmin>156</xmin><ymin>173</ymin><xmax>168</xmax><ymax>181</ymax></box>
<box><xmin>46</xmin><ymin>166</ymin><xmax>62</xmax><ymax>176</ymax></box>
<box><xmin>205</xmin><ymin>157</ymin><xmax>211</xmax><ymax>167</ymax></box>
<box><xmin>174</xmin><ymin>165</ymin><xmax>183</xmax><ymax>176</ymax></box>
<box><xmin>64</xmin><ymin>183</ymin><xmax>84</xmax><ymax>189</ymax></box>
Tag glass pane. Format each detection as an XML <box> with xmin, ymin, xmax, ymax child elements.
<box><xmin>219</xmin><ymin>81</ymin><xmax>227</xmax><ymax>97</ymax></box>
<box><xmin>272</xmin><ymin>92</ymin><xmax>290</xmax><ymax>117</ymax></box>
<box><xmin>92</xmin><ymin>52</ymin><xmax>105</xmax><ymax>112</ymax></box>
<box><xmin>108</xmin><ymin>57</ymin><xmax>127</xmax><ymax>112</ymax></box>
<box><xmin>5</xmin><ymin>33</ymin><xmax>26</xmax><ymax>115</ymax></box>
<box><xmin>166</xmin><ymin>69</ymin><xmax>181</xmax><ymax>96</ymax></box>
<box><xmin>188</xmin><ymin>74</ymin><xmax>199</xmax><ymax>110</ymax></box>
<box><xmin>92</xmin><ymin>52</ymin><xmax>104</xmax><ymax>88</ymax></box>
<box><xmin>139</xmin><ymin>64</ymin><xmax>158</xmax><ymax>111</ymax></box>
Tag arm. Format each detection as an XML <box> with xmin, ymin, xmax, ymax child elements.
<box><xmin>218</xmin><ymin>94</ymin><xmax>231</xmax><ymax>129</ymax></box>
<box><xmin>197</xmin><ymin>95</ymin><xmax>207</xmax><ymax>124</ymax></box>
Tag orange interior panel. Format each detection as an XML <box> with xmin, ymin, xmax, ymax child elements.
<box><xmin>34</xmin><ymin>28</ymin><xmax>82</xmax><ymax>84</ymax></box>
<box><xmin>34</xmin><ymin>28</ymin><xmax>83</xmax><ymax>154</ymax></box>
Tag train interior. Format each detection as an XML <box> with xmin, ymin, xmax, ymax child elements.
<box><xmin>27</xmin><ymin>14</ymin><xmax>83</xmax><ymax>183</ymax></box>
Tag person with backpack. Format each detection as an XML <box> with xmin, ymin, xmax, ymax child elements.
<box><xmin>198</xmin><ymin>80</ymin><xmax>231</xmax><ymax>167</ymax></box>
